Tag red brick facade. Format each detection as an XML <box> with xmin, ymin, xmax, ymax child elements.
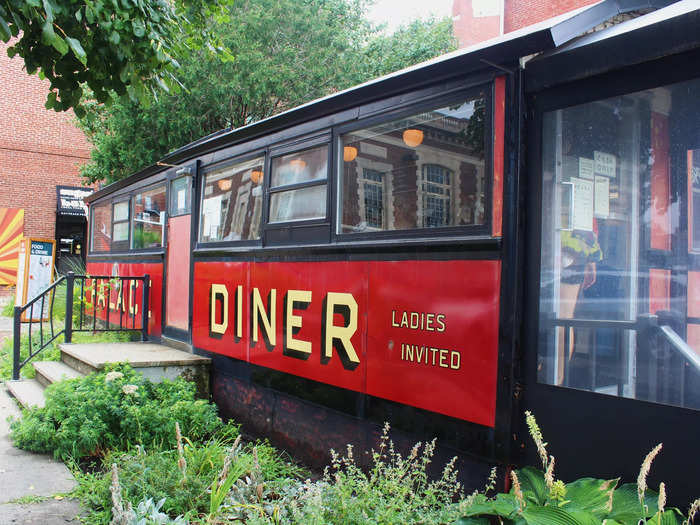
<box><xmin>453</xmin><ymin>0</ymin><xmax>600</xmax><ymax>48</ymax></box>
<box><xmin>0</xmin><ymin>41</ymin><xmax>91</xmax><ymax>240</ymax></box>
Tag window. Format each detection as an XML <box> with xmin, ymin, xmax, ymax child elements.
<box><xmin>269</xmin><ymin>145</ymin><xmax>328</xmax><ymax>223</ymax></box>
<box><xmin>90</xmin><ymin>202</ymin><xmax>112</xmax><ymax>252</ymax></box>
<box><xmin>421</xmin><ymin>164</ymin><xmax>452</xmax><ymax>227</ymax></box>
<box><xmin>200</xmin><ymin>156</ymin><xmax>264</xmax><ymax>242</ymax></box>
<box><xmin>112</xmin><ymin>200</ymin><xmax>130</xmax><ymax>251</ymax></box>
<box><xmin>538</xmin><ymin>78</ymin><xmax>700</xmax><ymax>411</ymax></box>
<box><xmin>170</xmin><ymin>176</ymin><xmax>191</xmax><ymax>216</ymax></box>
<box><xmin>132</xmin><ymin>185</ymin><xmax>166</xmax><ymax>249</ymax></box>
<box><xmin>338</xmin><ymin>93</ymin><xmax>487</xmax><ymax>234</ymax></box>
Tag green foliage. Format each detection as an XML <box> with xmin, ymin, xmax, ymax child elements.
<box><xmin>74</xmin><ymin>428</ymin><xmax>305</xmax><ymax>524</ymax></box>
<box><xmin>79</xmin><ymin>1</ymin><xmax>457</xmax><ymax>184</ymax></box>
<box><xmin>457</xmin><ymin>412</ymin><xmax>695</xmax><ymax>525</ymax></box>
<box><xmin>1</xmin><ymin>299</ymin><xmax>13</xmax><ymax>316</ymax></box>
<box><xmin>223</xmin><ymin>422</ymin><xmax>465</xmax><ymax>524</ymax></box>
<box><xmin>0</xmin><ymin>0</ymin><xmax>231</xmax><ymax>115</ymax></box>
<box><xmin>9</xmin><ymin>364</ymin><xmax>221</xmax><ymax>460</ymax></box>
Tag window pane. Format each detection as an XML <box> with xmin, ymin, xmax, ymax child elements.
<box><xmin>271</xmin><ymin>146</ymin><xmax>327</xmax><ymax>187</ymax></box>
<box><xmin>338</xmin><ymin>94</ymin><xmax>486</xmax><ymax>233</ymax></box>
<box><xmin>200</xmin><ymin>157</ymin><xmax>264</xmax><ymax>242</ymax></box>
<box><xmin>170</xmin><ymin>176</ymin><xmax>191</xmax><ymax>216</ymax></box>
<box><xmin>91</xmin><ymin>203</ymin><xmax>112</xmax><ymax>252</ymax></box>
<box><xmin>538</xmin><ymin>79</ymin><xmax>700</xmax><ymax>411</ymax></box>
<box><xmin>114</xmin><ymin>201</ymin><xmax>129</xmax><ymax>221</ymax></box>
<box><xmin>269</xmin><ymin>185</ymin><xmax>326</xmax><ymax>223</ymax></box>
<box><xmin>113</xmin><ymin>222</ymin><xmax>129</xmax><ymax>242</ymax></box>
<box><xmin>132</xmin><ymin>186</ymin><xmax>166</xmax><ymax>249</ymax></box>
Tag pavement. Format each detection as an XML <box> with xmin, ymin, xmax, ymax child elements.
<box><xmin>0</xmin><ymin>313</ymin><xmax>83</xmax><ymax>524</ymax></box>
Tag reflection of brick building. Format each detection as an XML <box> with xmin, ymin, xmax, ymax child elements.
<box><xmin>452</xmin><ymin>0</ymin><xmax>599</xmax><ymax>47</ymax></box>
<box><xmin>0</xmin><ymin>41</ymin><xmax>92</xmax><ymax>293</ymax></box>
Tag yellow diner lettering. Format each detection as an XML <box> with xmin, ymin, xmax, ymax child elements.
<box><xmin>285</xmin><ymin>290</ymin><xmax>312</xmax><ymax>355</ymax></box>
<box><xmin>323</xmin><ymin>292</ymin><xmax>359</xmax><ymax>367</ymax></box>
<box><xmin>252</xmin><ymin>288</ymin><xmax>276</xmax><ymax>347</ymax></box>
<box><xmin>210</xmin><ymin>283</ymin><xmax>228</xmax><ymax>335</ymax></box>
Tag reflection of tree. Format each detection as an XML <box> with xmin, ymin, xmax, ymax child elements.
<box><xmin>461</xmin><ymin>99</ymin><xmax>485</xmax><ymax>159</ymax></box>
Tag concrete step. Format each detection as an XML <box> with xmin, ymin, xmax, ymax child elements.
<box><xmin>6</xmin><ymin>379</ymin><xmax>45</xmax><ymax>409</ymax></box>
<box><xmin>34</xmin><ymin>361</ymin><xmax>84</xmax><ymax>388</ymax></box>
<box><xmin>59</xmin><ymin>342</ymin><xmax>211</xmax><ymax>396</ymax></box>
<box><xmin>161</xmin><ymin>334</ymin><xmax>193</xmax><ymax>353</ymax></box>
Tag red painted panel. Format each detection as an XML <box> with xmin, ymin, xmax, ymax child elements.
<box><xmin>366</xmin><ymin>260</ymin><xmax>500</xmax><ymax>426</ymax></box>
<box><xmin>650</xmin><ymin>112</ymin><xmax>671</xmax><ymax>251</ymax></box>
<box><xmin>492</xmin><ymin>76</ymin><xmax>506</xmax><ymax>238</ymax></box>
<box><xmin>86</xmin><ymin>261</ymin><xmax>163</xmax><ymax>337</ymax></box>
<box><xmin>192</xmin><ymin>259</ymin><xmax>501</xmax><ymax>427</ymax></box>
<box><xmin>687</xmin><ymin>324</ymin><xmax>700</xmax><ymax>357</ymax></box>
<box><xmin>648</xmin><ymin>268</ymin><xmax>671</xmax><ymax>315</ymax></box>
<box><xmin>688</xmin><ymin>271</ymin><xmax>700</xmax><ymax>318</ymax></box>
<box><xmin>166</xmin><ymin>215</ymin><xmax>191</xmax><ymax>331</ymax></box>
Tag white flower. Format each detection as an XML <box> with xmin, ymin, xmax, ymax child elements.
<box><xmin>122</xmin><ymin>384</ymin><xmax>139</xmax><ymax>396</ymax></box>
<box><xmin>105</xmin><ymin>371</ymin><xmax>124</xmax><ymax>382</ymax></box>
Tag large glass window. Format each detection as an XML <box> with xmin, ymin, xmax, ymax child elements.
<box><xmin>538</xmin><ymin>78</ymin><xmax>700</xmax><ymax>410</ymax></box>
<box><xmin>338</xmin><ymin>93</ymin><xmax>486</xmax><ymax>234</ymax></box>
<box><xmin>269</xmin><ymin>145</ymin><xmax>328</xmax><ymax>223</ymax></box>
<box><xmin>90</xmin><ymin>202</ymin><xmax>112</xmax><ymax>252</ymax></box>
<box><xmin>132</xmin><ymin>185</ymin><xmax>166</xmax><ymax>249</ymax></box>
<box><xmin>200</xmin><ymin>157</ymin><xmax>264</xmax><ymax>242</ymax></box>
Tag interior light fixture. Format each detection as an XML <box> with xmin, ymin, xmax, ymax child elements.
<box><xmin>402</xmin><ymin>128</ymin><xmax>424</xmax><ymax>148</ymax></box>
<box><xmin>217</xmin><ymin>178</ymin><xmax>232</xmax><ymax>191</ymax></box>
<box><xmin>250</xmin><ymin>169</ymin><xmax>264</xmax><ymax>185</ymax></box>
<box><xmin>343</xmin><ymin>146</ymin><xmax>358</xmax><ymax>162</ymax></box>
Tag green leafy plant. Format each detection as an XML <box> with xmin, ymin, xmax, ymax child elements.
<box><xmin>457</xmin><ymin>412</ymin><xmax>700</xmax><ymax>525</ymax></box>
<box><xmin>9</xmin><ymin>364</ymin><xmax>221</xmax><ymax>460</ymax></box>
<box><xmin>222</xmin><ymin>422</ymin><xmax>465</xmax><ymax>524</ymax></box>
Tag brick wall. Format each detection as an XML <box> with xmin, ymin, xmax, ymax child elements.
<box><xmin>505</xmin><ymin>0</ymin><xmax>599</xmax><ymax>32</ymax></box>
<box><xmin>0</xmin><ymin>40</ymin><xmax>91</xmax><ymax>241</ymax></box>
<box><xmin>453</xmin><ymin>0</ymin><xmax>602</xmax><ymax>47</ymax></box>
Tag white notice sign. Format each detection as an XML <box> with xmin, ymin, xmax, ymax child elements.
<box><xmin>594</xmin><ymin>151</ymin><xmax>617</xmax><ymax>177</ymax></box>
<box><xmin>595</xmin><ymin>175</ymin><xmax>610</xmax><ymax>218</ymax></box>
<box><xmin>177</xmin><ymin>189</ymin><xmax>186</xmax><ymax>211</ymax></box>
<box><xmin>572</xmin><ymin>177</ymin><xmax>594</xmax><ymax>231</ymax></box>
<box><xmin>579</xmin><ymin>157</ymin><xmax>594</xmax><ymax>180</ymax></box>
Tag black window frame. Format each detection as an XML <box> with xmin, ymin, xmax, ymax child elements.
<box><xmin>263</xmin><ymin>132</ymin><xmax>332</xmax><ymax>246</ymax></box>
<box><xmin>110</xmin><ymin>197</ymin><xmax>131</xmax><ymax>252</ymax></box>
<box><xmin>89</xmin><ymin>199</ymin><xmax>113</xmax><ymax>253</ymax></box>
<box><xmin>196</xmin><ymin>150</ymin><xmax>267</xmax><ymax>249</ymax></box>
<box><xmin>131</xmin><ymin>182</ymin><xmax>168</xmax><ymax>252</ymax></box>
<box><xmin>333</xmin><ymin>84</ymin><xmax>493</xmax><ymax>243</ymax></box>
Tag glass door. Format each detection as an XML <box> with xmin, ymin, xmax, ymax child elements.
<box><xmin>537</xmin><ymin>79</ymin><xmax>700</xmax><ymax>410</ymax></box>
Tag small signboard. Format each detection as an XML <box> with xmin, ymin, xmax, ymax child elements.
<box><xmin>15</xmin><ymin>238</ymin><xmax>56</xmax><ymax>322</ymax></box>
<box><xmin>56</xmin><ymin>186</ymin><xmax>93</xmax><ymax>217</ymax></box>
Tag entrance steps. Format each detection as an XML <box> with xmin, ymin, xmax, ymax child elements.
<box><xmin>6</xmin><ymin>342</ymin><xmax>210</xmax><ymax>409</ymax></box>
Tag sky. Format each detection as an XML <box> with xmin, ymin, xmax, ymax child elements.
<box><xmin>365</xmin><ymin>0</ymin><xmax>454</xmax><ymax>33</ymax></box>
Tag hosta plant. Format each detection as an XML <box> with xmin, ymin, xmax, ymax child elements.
<box><xmin>457</xmin><ymin>412</ymin><xmax>699</xmax><ymax>525</ymax></box>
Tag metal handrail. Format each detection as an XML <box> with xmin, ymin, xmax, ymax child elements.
<box><xmin>12</xmin><ymin>272</ymin><xmax>150</xmax><ymax>380</ymax></box>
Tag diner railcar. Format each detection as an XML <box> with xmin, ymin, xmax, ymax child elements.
<box><xmin>85</xmin><ymin>0</ymin><xmax>700</xmax><ymax>503</ymax></box>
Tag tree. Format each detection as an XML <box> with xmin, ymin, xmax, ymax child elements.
<box><xmin>80</xmin><ymin>0</ymin><xmax>457</xmax><ymax>184</ymax></box>
<box><xmin>0</xmin><ymin>0</ymin><xmax>229</xmax><ymax>116</ymax></box>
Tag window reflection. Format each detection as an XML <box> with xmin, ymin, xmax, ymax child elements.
<box><xmin>91</xmin><ymin>203</ymin><xmax>112</xmax><ymax>252</ymax></box>
<box><xmin>338</xmin><ymin>95</ymin><xmax>486</xmax><ymax>234</ymax></box>
<box><xmin>132</xmin><ymin>186</ymin><xmax>166</xmax><ymax>249</ymax></box>
<box><xmin>200</xmin><ymin>157</ymin><xmax>264</xmax><ymax>242</ymax></box>
<box><xmin>539</xmin><ymin>79</ymin><xmax>700</xmax><ymax>411</ymax></box>
<box><xmin>269</xmin><ymin>145</ymin><xmax>328</xmax><ymax>223</ymax></box>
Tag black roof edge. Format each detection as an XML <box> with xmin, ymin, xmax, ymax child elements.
<box><xmin>86</xmin><ymin>0</ymin><xmax>664</xmax><ymax>204</ymax></box>
<box><xmin>525</xmin><ymin>0</ymin><xmax>699</xmax><ymax>92</ymax></box>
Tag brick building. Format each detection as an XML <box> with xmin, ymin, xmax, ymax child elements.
<box><xmin>452</xmin><ymin>0</ymin><xmax>600</xmax><ymax>47</ymax></box>
<box><xmin>0</xmin><ymin>41</ymin><xmax>92</xmax><ymax>294</ymax></box>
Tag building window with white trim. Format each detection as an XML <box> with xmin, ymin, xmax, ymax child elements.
<box><xmin>421</xmin><ymin>164</ymin><xmax>452</xmax><ymax>227</ymax></box>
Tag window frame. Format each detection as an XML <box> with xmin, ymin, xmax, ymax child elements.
<box><xmin>333</xmin><ymin>85</ymin><xmax>493</xmax><ymax>243</ymax></box>
<box><xmin>89</xmin><ymin>200</ymin><xmax>113</xmax><ymax>253</ymax></box>
<box><xmin>111</xmin><ymin>197</ymin><xmax>131</xmax><ymax>252</ymax></box>
<box><xmin>130</xmin><ymin>182</ymin><xmax>168</xmax><ymax>252</ymax></box>
<box><xmin>197</xmin><ymin>150</ymin><xmax>267</xmax><ymax>249</ymax></box>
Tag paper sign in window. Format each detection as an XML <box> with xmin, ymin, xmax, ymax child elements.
<box><xmin>594</xmin><ymin>175</ymin><xmax>610</xmax><ymax>218</ymax></box>
<box><xmin>571</xmin><ymin>177</ymin><xmax>593</xmax><ymax>231</ymax></box>
<box><xmin>594</xmin><ymin>151</ymin><xmax>616</xmax><ymax>177</ymax></box>
<box><xmin>579</xmin><ymin>157</ymin><xmax>594</xmax><ymax>180</ymax></box>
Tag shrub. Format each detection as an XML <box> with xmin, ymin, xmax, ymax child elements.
<box><xmin>456</xmin><ymin>412</ymin><xmax>700</xmax><ymax>525</ymax></box>
<box><xmin>10</xmin><ymin>364</ymin><xmax>222</xmax><ymax>460</ymax></box>
<box><xmin>74</xmin><ymin>425</ymin><xmax>306</xmax><ymax>524</ymax></box>
<box><xmin>222</xmin><ymin>422</ymin><xmax>465</xmax><ymax>524</ymax></box>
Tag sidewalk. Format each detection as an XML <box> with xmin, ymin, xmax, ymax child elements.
<box><xmin>1</xmin><ymin>312</ymin><xmax>82</xmax><ymax>524</ymax></box>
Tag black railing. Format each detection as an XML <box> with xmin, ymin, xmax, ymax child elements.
<box><xmin>12</xmin><ymin>272</ymin><xmax>150</xmax><ymax>380</ymax></box>
<box><xmin>548</xmin><ymin>313</ymin><xmax>700</xmax><ymax>409</ymax></box>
